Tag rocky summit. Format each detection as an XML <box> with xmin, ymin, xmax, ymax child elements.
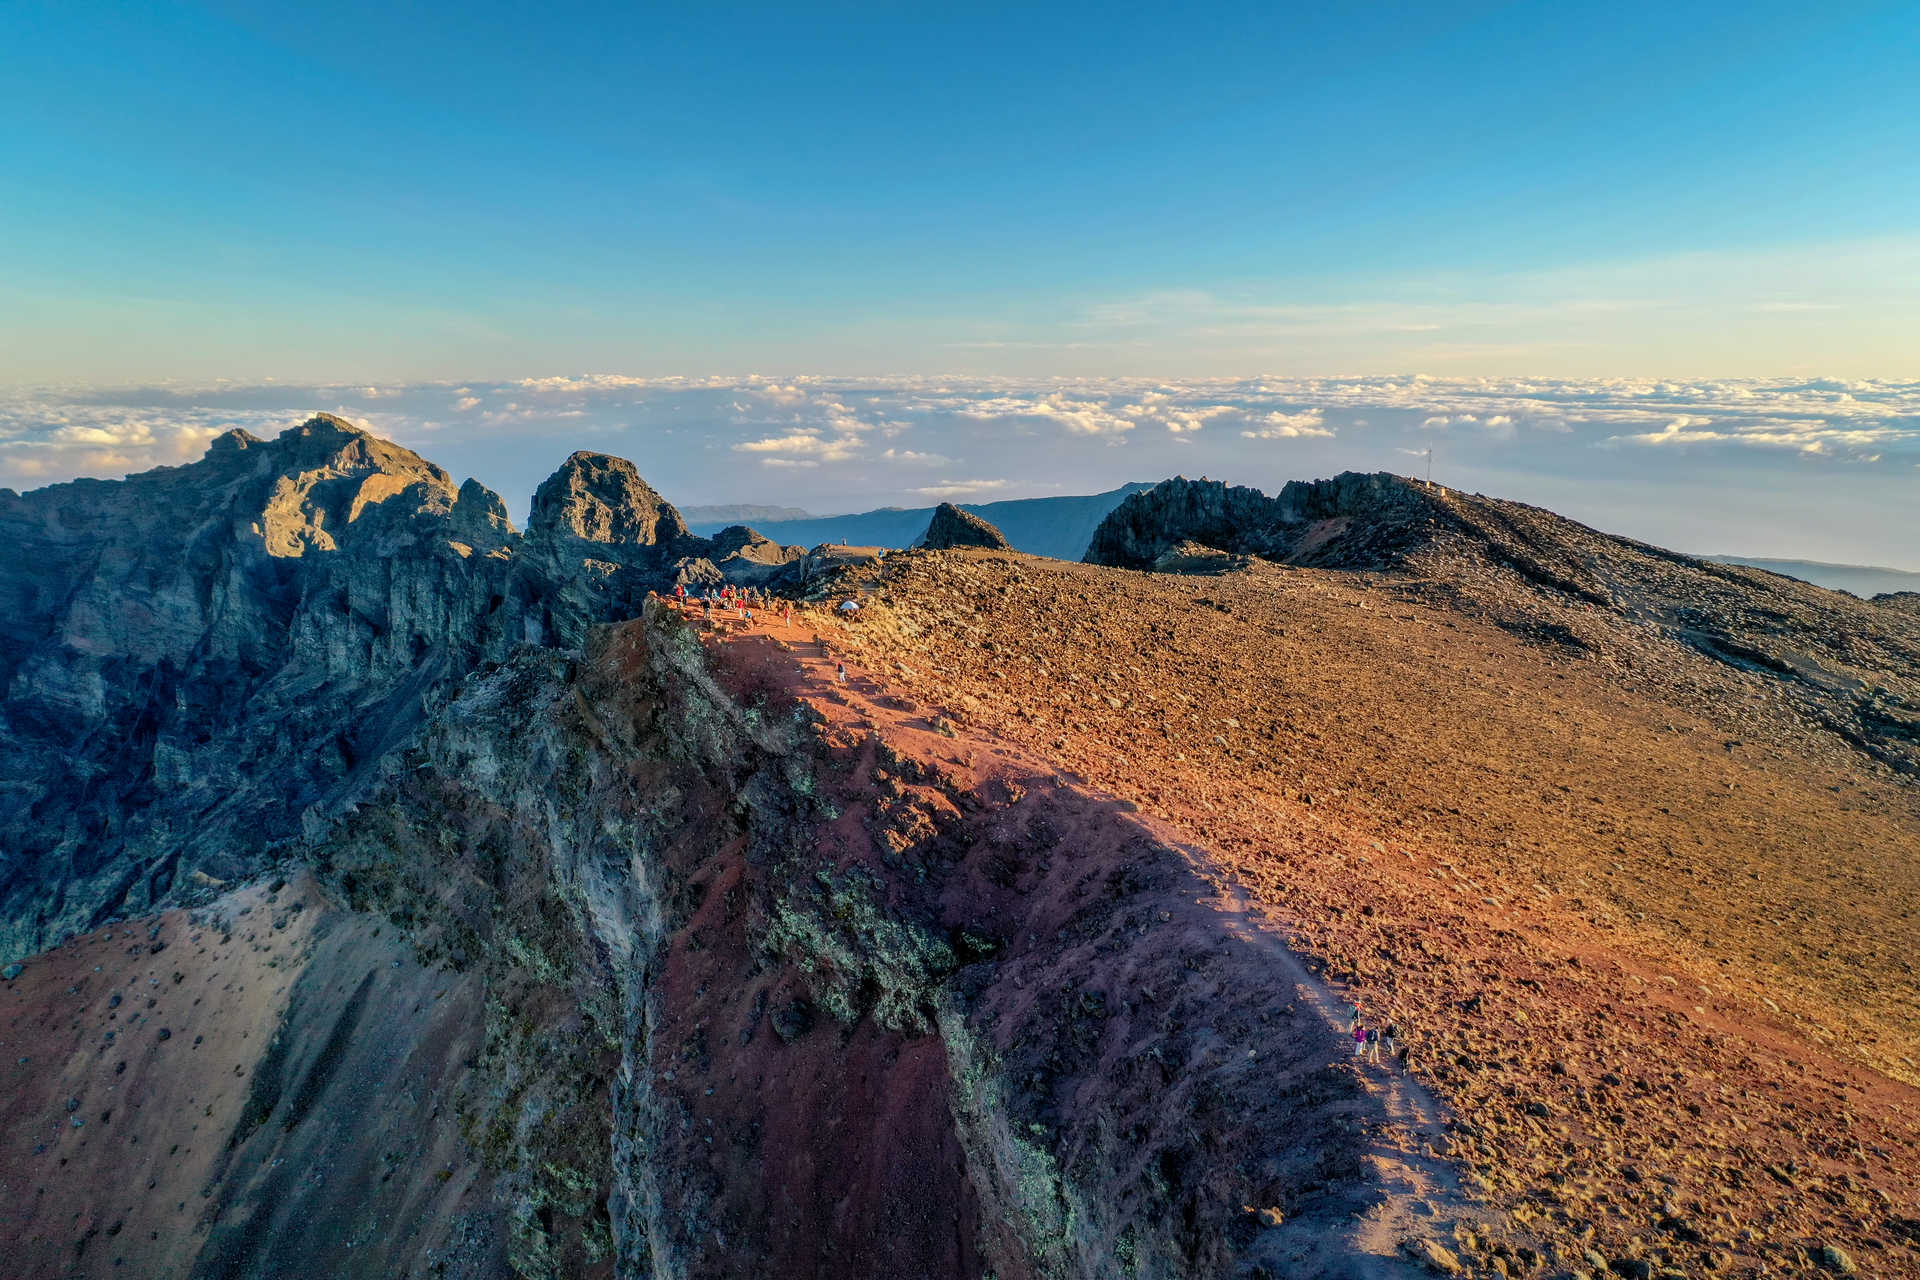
<box><xmin>0</xmin><ymin>416</ymin><xmax>820</xmax><ymax>960</ymax></box>
<box><xmin>919</xmin><ymin>501</ymin><xmax>1013</xmax><ymax>551</ymax></box>
<box><xmin>2</xmin><ymin>426</ymin><xmax>1918</xmax><ymax>1280</ymax></box>
<box><xmin>1089</xmin><ymin>474</ymin><xmax>1920</xmax><ymax>777</ymax></box>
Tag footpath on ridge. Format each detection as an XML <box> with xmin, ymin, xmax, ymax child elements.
<box><xmin>688</xmin><ymin>596</ymin><xmax>1495</xmax><ymax>1277</ymax></box>
<box><xmin>742</xmin><ymin>546</ymin><xmax>1920</xmax><ymax>1280</ymax></box>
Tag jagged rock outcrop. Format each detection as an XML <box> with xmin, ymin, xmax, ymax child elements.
<box><xmin>792</xmin><ymin>543</ymin><xmax>888</xmax><ymax>598</ymax></box>
<box><xmin>451</xmin><ymin>476</ymin><xmax>518</xmax><ymax>554</ymax></box>
<box><xmin>705</xmin><ymin>524</ymin><xmax>806</xmax><ymax>583</ymax></box>
<box><xmin>1083</xmin><ymin>475</ymin><xmax>1292</xmax><ymax>569</ymax></box>
<box><xmin>529</xmin><ymin>450</ymin><xmax>692</xmax><ymax>548</ymax></box>
<box><xmin>0</xmin><ymin>417</ymin><xmax>769</xmax><ymax>959</ymax></box>
<box><xmin>918</xmin><ymin>502</ymin><xmax>1012</xmax><ymax>551</ymax></box>
<box><xmin>1087</xmin><ymin>473</ymin><xmax>1920</xmax><ymax>775</ymax></box>
<box><xmin>1083</xmin><ymin>472</ymin><xmax>1442</xmax><ymax>571</ymax></box>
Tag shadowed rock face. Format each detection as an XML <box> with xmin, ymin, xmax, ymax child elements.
<box><xmin>0</xmin><ymin>417</ymin><xmax>744</xmax><ymax>958</ymax></box>
<box><xmin>530</xmin><ymin>451</ymin><xmax>692</xmax><ymax>548</ymax></box>
<box><xmin>1083</xmin><ymin>472</ymin><xmax>1441</xmax><ymax>571</ymax></box>
<box><xmin>920</xmin><ymin>502</ymin><xmax>1012</xmax><ymax>551</ymax></box>
<box><xmin>1082</xmin><ymin>475</ymin><xmax>1291</xmax><ymax>569</ymax></box>
<box><xmin>702</xmin><ymin>525</ymin><xmax>806</xmax><ymax>584</ymax></box>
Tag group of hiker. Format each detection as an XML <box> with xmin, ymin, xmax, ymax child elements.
<box><xmin>1346</xmin><ymin>1002</ymin><xmax>1401</xmax><ymax>1066</ymax></box>
<box><xmin>667</xmin><ymin>581</ymin><xmax>793</xmax><ymax>628</ymax></box>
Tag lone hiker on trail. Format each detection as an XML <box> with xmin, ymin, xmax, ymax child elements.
<box><xmin>836</xmin><ymin>662</ymin><xmax>848</xmax><ymax>684</ymax></box>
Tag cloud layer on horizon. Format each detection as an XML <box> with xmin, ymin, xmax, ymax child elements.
<box><xmin>3</xmin><ymin>374</ymin><xmax>1917</xmax><ymax>567</ymax></box>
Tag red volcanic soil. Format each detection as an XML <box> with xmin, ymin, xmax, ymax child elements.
<box><xmin>645</xmin><ymin>598</ymin><xmax>1491</xmax><ymax>1278</ymax></box>
<box><xmin>770</xmin><ymin>551</ymin><xmax>1920</xmax><ymax>1280</ymax></box>
<box><xmin>0</xmin><ymin>876</ymin><xmax>499</xmax><ymax>1280</ymax></box>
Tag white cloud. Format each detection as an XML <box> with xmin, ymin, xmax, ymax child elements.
<box><xmin>913</xmin><ymin>478</ymin><xmax>1011</xmax><ymax>499</ymax></box>
<box><xmin>958</xmin><ymin>394</ymin><xmax>1136</xmax><ymax>436</ymax></box>
<box><xmin>732</xmin><ymin>432</ymin><xmax>860</xmax><ymax>463</ymax></box>
<box><xmin>6</xmin><ymin>375</ymin><xmax>1917</xmax><ymax>529</ymax></box>
<box><xmin>1240</xmin><ymin>409</ymin><xmax>1333</xmax><ymax>440</ymax></box>
<box><xmin>1610</xmin><ymin>411</ymin><xmax>1915</xmax><ymax>453</ymax></box>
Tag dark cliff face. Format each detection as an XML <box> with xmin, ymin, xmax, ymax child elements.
<box><xmin>0</xmin><ymin>417</ymin><xmax>723</xmax><ymax>957</ymax></box>
<box><xmin>529</xmin><ymin>450</ymin><xmax>693</xmax><ymax>548</ymax></box>
<box><xmin>1081</xmin><ymin>476</ymin><xmax>1292</xmax><ymax>569</ymax></box>
<box><xmin>1082</xmin><ymin>471</ymin><xmax>1445</xmax><ymax>571</ymax></box>
<box><xmin>919</xmin><ymin>502</ymin><xmax>1012</xmax><ymax>551</ymax></box>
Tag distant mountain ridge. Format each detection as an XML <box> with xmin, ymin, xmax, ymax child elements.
<box><xmin>680</xmin><ymin>502</ymin><xmax>816</xmax><ymax>526</ymax></box>
<box><xmin>1702</xmin><ymin>556</ymin><xmax>1920</xmax><ymax>600</ymax></box>
<box><xmin>687</xmin><ymin>483</ymin><xmax>1156</xmax><ymax>560</ymax></box>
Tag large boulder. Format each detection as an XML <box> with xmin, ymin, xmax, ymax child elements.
<box><xmin>920</xmin><ymin>502</ymin><xmax>1012</xmax><ymax>551</ymax></box>
<box><xmin>1083</xmin><ymin>472</ymin><xmax>1444</xmax><ymax>571</ymax></box>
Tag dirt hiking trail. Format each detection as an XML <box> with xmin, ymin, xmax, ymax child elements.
<box><xmin>700</xmin><ymin>601</ymin><xmax>1494</xmax><ymax>1277</ymax></box>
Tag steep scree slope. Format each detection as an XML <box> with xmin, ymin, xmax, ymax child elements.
<box><xmin>0</xmin><ymin>876</ymin><xmax>503</xmax><ymax>1279</ymax></box>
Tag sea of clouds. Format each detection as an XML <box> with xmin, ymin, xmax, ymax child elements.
<box><xmin>4</xmin><ymin>375</ymin><xmax>1916</xmax><ymax>564</ymax></box>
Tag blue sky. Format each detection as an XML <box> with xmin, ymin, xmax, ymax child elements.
<box><xmin>3</xmin><ymin>1</ymin><xmax>1916</xmax><ymax>380</ymax></box>
<box><xmin>1</xmin><ymin>3</ymin><xmax>1915</xmax><ymax>563</ymax></box>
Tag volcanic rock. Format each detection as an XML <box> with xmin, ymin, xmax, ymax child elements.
<box><xmin>707</xmin><ymin>524</ymin><xmax>807</xmax><ymax>582</ymax></box>
<box><xmin>6</xmin><ymin>426</ymin><xmax>1920</xmax><ymax>1280</ymax></box>
<box><xmin>1150</xmin><ymin>538</ymin><xmax>1246</xmax><ymax>574</ymax></box>
<box><xmin>1086</xmin><ymin>472</ymin><xmax>1920</xmax><ymax>776</ymax></box>
<box><xmin>0</xmin><ymin>417</ymin><xmax>713</xmax><ymax>957</ymax></box>
<box><xmin>1407</xmin><ymin>1238</ymin><xmax>1465</xmax><ymax>1274</ymax></box>
<box><xmin>919</xmin><ymin>502</ymin><xmax>1012</xmax><ymax>551</ymax></box>
<box><xmin>1083</xmin><ymin>475</ymin><xmax>1291</xmax><ymax>569</ymax></box>
<box><xmin>1875</xmin><ymin>590</ymin><xmax>1920</xmax><ymax>617</ymax></box>
<box><xmin>528</xmin><ymin>449</ymin><xmax>691</xmax><ymax>548</ymax></box>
